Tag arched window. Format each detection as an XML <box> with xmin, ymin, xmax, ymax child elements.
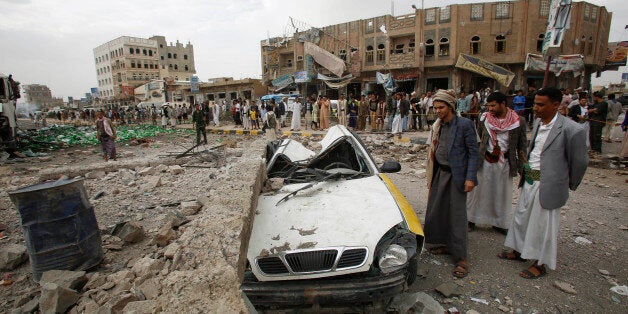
<box><xmin>143</xmin><ymin>49</ymin><xmax>147</xmax><ymax>55</ymax></box>
<box><xmin>536</xmin><ymin>34</ymin><xmax>545</xmax><ymax>52</ymax></box>
<box><xmin>470</xmin><ymin>36</ymin><xmax>481</xmax><ymax>54</ymax></box>
<box><xmin>173</xmin><ymin>53</ymin><xmax>177</xmax><ymax>59</ymax></box>
<box><xmin>184</xmin><ymin>65</ymin><xmax>189</xmax><ymax>71</ymax></box>
<box><xmin>184</xmin><ymin>54</ymin><xmax>188</xmax><ymax>60</ymax></box>
<box><xmin>167</xmin><ymin>53</ymin><xmax>172</xmax><ymax>59</ymax></box>
<box><xmin>366</xmin><ymin>45</ymin><xmax>374</xmax><ymax>63</ymax></box>
<box><xmin>135</xmin><ymin>48</ymin><xmax>140</xmax><ymax>54</ymax></box>
<box><xmin>495</xmin><ymin>35</ymin><xmax>506</xmax><ymax>53</ymax></box>
<box><xmin>439</xmin><ymin>38</ymin><xmax>450</xmax><ymax>56</ymax></box>
<box><xmin>425</xmin><ymin>39</ymin><xmax>435</xmax><ymax>56</ymax></box>
<box><xmin>377</xmin><ymin>44</ymin><xmax>386</xmax><ymax>62</ymax></box>
<box><xmin>174</xmin><ymin>64</ymin><xmax>178</xmax><ymax>70</ymax></box>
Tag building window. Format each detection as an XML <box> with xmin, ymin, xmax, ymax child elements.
<box><xmin>135</xmin><ymin>48</ymin><xmax>140</xmax><ymax>54</ymax></box>
<box><xmin>440</xmin><ymin>6</ymin><xmax>451</xmax><ymax>23</ymax></box>
<box><xmin>161</xmin><ymin>56</ymin><xmax>164</xmax><ymax>60</ymax></box>
<box><xmin>184</xmin><ymin>54</ymin><xmax>188</xmax><ymax>60</ymax></box>
<box><xmin>173</xmin><ymin>53</ymin><xmax>177</xmax><ymax>59</ymax></box>
<box><xmin>590</xmin><ymin>6</ymin><xmax>597</xmax><ymax>22</ymax></box>
<box><xmin>174</xmin><ymin>64</ymin><xmax>178</xmax><ymax>70</ymax></box>
<box><xmin>584</xmin><ymin>5</ymin><xmax>590</xmax><ymax>21</ymax></box>
<box><xmin>439</xmin><ymin>38</ymin><xmax>450</xmax><ymax>56</ymax></box>
<box><xmin>425</xmin><ymin>39</ymin><xmax>435</xmax><ymax>56</ymax></box>
<box><xmin>495</xmin><ymin>35</ymin><xmax>506</xmax><ymax>53</ymax></box>
<box><xmin>425</xmin><ymin>8</ymin><xmax>436</xmax><ymax>24</ymax></box>
<box><xmin>143</xmin><ymin>49</ymin><xmax>147</xmax><ymax>55</ymax></box>
<box><xmin>130</xmin><ymin>62</ymin><xmax>135</xmax><ymax>68</ymax></box>
<box><xmin>366</xmin><ymin>45</ymin><xmax>374</xmax><ymax>63</ymax></box>
<box><xmin>377</xmin><ymin>44</ymin><xmax>385</xmax><ymax>62</ymax></box>
<box><xmin>409</xmin><ymin>39</ymin><xmax>415</xmax><ymax>53</ymax></box>
<box><xmin>495</xmin><ymin>3</ymin><xmax>510</xmax><ymax>19</ymax></box>
<box><xmin>339</xmin><ymin>49</ymin><xmax>347</xmax><ymax>61</ymax></box>
<box><xmin>167</xmin><ymin>53</ymin><xmax>172</xmax><ymax>59</ymax></box>
<box><xmin>149</xmin><ymin>50</ymin><xmax>153</xmax><ymax>56</ymax></box>
<box><xmin>540</xmin><ymin>0</ymin><xmax>550</xmax><ymax>17</ymax></box>
<box><xmin>394</xmin><ymin>44</ymin><xmax>404</xmax><ymax>54</ymax></box>
<box><xmin>184</xmin><ymin>65</ymin><xmax>189</xmax><ymax>71</ymax></box>
<box><xmin>471</xmin><ymin>4</ymin><xmax>484</xmax><ymax>21</ymax></box>
<box><xmin>285</xmin><ymin>59</ymin><xmax>292</xmax><ymax>67</ymax></box>
<box><xmin>470</xmin><ymin>36</ymin><xmax>481</xmax><ymax>54</ymax></box>
<box><xmin>536</xmin><ymin>34</ymin><xmax>545</xmax><ymax>52</ymax></box>
<box><xmin>159</xmin><ymin>44</ymin><xmax>163</xmax><ymax>48</ymax></box>
<box><xmin>588</xmin><ymin>36</ymin><xmax>593</xmax><ymax>55</ymax></box>
<box><xmin>144</xmin><ymin>63</ymin><xmax>148</xmax><ymax>69</ymax></box>
<box><xmin>366</xmin><ymin>20</ymin><xmax>374</xmax><ymax>33</ymax></box>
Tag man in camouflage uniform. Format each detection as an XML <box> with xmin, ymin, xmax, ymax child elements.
<box><xmin>192</xmin><ymin>103</ymin><xmax>207</xmax><ymax>144</ymax></box>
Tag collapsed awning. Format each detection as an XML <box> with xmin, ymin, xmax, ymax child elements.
<box><xmin>304</xmin><ymin>42</ymin><xmax>346</xmax><ymax>77</ymax></box>
<box><xmin>455</xmin><ymin>54</ymin><xmax>515</xmax><ymax>87</ymax></box>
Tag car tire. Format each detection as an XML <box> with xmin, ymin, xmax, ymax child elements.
<box><xmin>405</xmin><ymin>253</ymin><xmax>419</xmax><ymax>286</ymax></box>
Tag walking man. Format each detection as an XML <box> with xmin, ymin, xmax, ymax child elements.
<box><xmin>95</xmin><ymin>110</ymin><xmax>117</xmax><ymax>161</ymax></box>
<box><xmin>192</xmin><ymin>103</ymin><xmax>207</xmax><ymax>145</ymax></box>
<box><xmin>338</xmin><ymin>94</ymin><xmax>347</xmax><ymax>126</ymax></box>
<box><xmin>603</xmin><ymin>94</ymin><xmax>622</xmax><ymax>142</ymax></box>
<box><xmin>467</xmin><ymin>92</ymin><xmax>527</xmax><ymax>234</ymax></box>
<box><xmin>500</xmin><ymin>87</ymin><xmax>588</xmax><ymax>279</ymax></box>
<box><xmin>424</xmin><ymin>89</ymin><xmax>479</xmax><ymax>278</ymax></box>
<box><xmin>588</xmin><ymin>91</ymin><xmax>608</xmax><ymax>154</ymax></box>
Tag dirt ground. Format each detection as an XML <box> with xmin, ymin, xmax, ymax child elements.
<box><xmin>1</xmin><ymin>125</ymin><xmax>627</xmax><ymax>313</ymax></box>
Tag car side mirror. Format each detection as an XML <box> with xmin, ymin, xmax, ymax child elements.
<box><xmin>380</xmin><ymin>160</ymin><xmax>401</xmax><ymax>173</ymax></box>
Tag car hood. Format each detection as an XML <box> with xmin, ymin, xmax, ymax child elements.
<box><xmin>247</xmin><ymin>174</ymin><xmax>404</xmax><ymax>281</ymax></box>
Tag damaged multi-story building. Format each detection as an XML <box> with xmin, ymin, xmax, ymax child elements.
<box><xmin>260</xmin><ymin>0</ymin><xmax>612</xmax><ymax>98</ymax></box>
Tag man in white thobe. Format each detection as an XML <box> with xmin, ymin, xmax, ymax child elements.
<box><xmin>290</xmin><ymin>98</ymin><xmax>302</xmax><ymax>131</ymax></box>
<box><xmin>500</xmin><ymin>87</ymin><xmax>588</xmax><ymax>279</ymax></box>
<box><xmin>467</xmin><ymin>92</ymin><xmax>527</xmax><ymax>234</ymax></box>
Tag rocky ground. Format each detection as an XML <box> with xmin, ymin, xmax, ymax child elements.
<box><xmin>0</xmin><ymin>124</ymin><xmax>626</xmax><ymax>313</ymax></box>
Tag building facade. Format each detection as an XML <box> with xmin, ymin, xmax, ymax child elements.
<box><xmin>93</xmin><ymin>35</ymin><xmax>196</xmax><ymax>105</ymax></box>
<box><xmin>178</xmin><ymin>77</ymin><xmax>268</xmax><ymax>105</ymax></box>
<box><xmin>260</xmin><ymin>0</ymin><xmax>611</xmax><ymax>97</ymax></box>
<box><xmin>22</xmin><ymin>84</ymin><xmax>58</xmax><ymax>109</ymax></box>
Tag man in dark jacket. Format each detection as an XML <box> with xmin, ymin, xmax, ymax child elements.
<box><xmin>588</xmin><ymin>91</ymin><xmax>608</xmax><ymax>153</ymax></box>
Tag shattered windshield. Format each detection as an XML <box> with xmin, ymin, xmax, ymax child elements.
<box><xmin>266</xmin><ymin>135</ymin><xmax>373</xmax><ymax>184</ymax></box>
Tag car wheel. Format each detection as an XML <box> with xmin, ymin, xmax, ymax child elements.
<box><xmin>405</xmin><ymin>253</ymin><xmax>419</xmax><ymax>286</ymax></box>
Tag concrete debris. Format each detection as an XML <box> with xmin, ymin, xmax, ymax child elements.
<box><xmin>146</xmin><ymin>176</ymin><xmax>162</xmax><ymax>189</ymax></box>
<box><xmin>598</xmin><ymin>269</ymin><xmax>611</xmax><ymax>276</ymax></box>
<box><xmin>85</xmin><ymin>170</ymin><xmax>106</xmax><ymax>179</ymax></box>
<box><xmin>83</xmin><ymin>273</ymin><xmax>107</xmax><ymax>291</ymax></box>
<box><xmin>113</xmin><ymin>222</ymin><xmax>145</xmax><ymax>243</ymax></box>
<box><xmin>137</xmin><ymin>166</ymin><xmax>155</xmax><ymax>176</ymax></box>
<box><xmin>263</xmin><ymin>178</ymin><xmax>284</xmax><ymax>192</ymax></box>
<box><xmin>168</xmin><ymin>165</ymin><xmax>184</xmax><ymax>175</ymax></box>
<box><xmin>131</xmin><ymin>257</ymin><xmax>164</xmax><ymax>278</ymax></box>
<box><xmin>154</xmin><ymin>164</ymin><xmax>169</xmax><ymax>173</ymax></box>
<box><xmin>0</xmin><ymin>244</ymin><xmax>28</xmax><ymax>271</ymax></box>
<box><xmin>137</xmin><ymin>278</ymin><xmax>161</xmax><ymax>300</ymax></box>
<box><xmin>165</xmin><ymin>210</ymin><xmax>189</xmax><ymax>228</ymax></box>
<box><xmin>466</xmin><ymin>310</ymin><xmax>481</xmax><ymax>314</ymax></box>
<box><xmin>435</xmin><ymin>282</ymin><xmax>462</xmax><ymax>297</ymax></box>
<box><xmin>387</xmin><ymin>292</ymin><xmax>445</xmax><ymax>314</ymax></box>
<box><xmin>163</xmin><ymin>243</ymin><xmax>181</xmax><ymax>259</ymax></box>
<box><xmin>498</xmin><ymin>305</ymin><xmax>510</xmax><ymax>312</ymax></box>
<box><xmin>39</xmin><ymin>270</ymin><xmax>87</xmax><ymax>290</ymax></box>
<box><xmin>574</xmin><ymin>236</ymin><xmax>592</xmax><ymax>245</ymax></box>
<box><xmin>553</xmin><ymin>281</ymin><xmax>578</xmax><ymax>294</ymax></box>
<box><xmin>21</xmin><ymin>296</ymin><xmax>39</xmax><ymax>313</ymax></box>
<box><xmin>106</xmin><ymin>293</ymin><xmax>138</xmax><ymax>313</ymax></box>
<box><xmin>123</xmin><ymin>300</ymin><xmax>158</xmax><ymax>313</ymax></box>
<box><xmin>153</xmin><ymin>222</ymin><xmax>176</xmax><ymax>247</ymax></box>
<box><xmin>470</xmin><ymin>297</ymin><xmax>489</xmax><ymax>305</ymax></box>
<box><xmin>610</xmin><ymin>285</ymin><xmax>628</xmax><ymax>296</ymax></box>
<box><xmin>180</xmin><ymin>200</ymin><xmax>202</xmax><ymax>215</ymax></box>
<box><xmin>39</xmin><ymin>282</ymin><xmax>79</xmax><ymax>314</ymax></box>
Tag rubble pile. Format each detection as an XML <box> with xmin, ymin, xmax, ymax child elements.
<box><xmin>0</xmin><ymin>133</ymin><xmax>266</xmax><ymax>313</ymax></box>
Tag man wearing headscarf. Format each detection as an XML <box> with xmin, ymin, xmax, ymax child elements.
<box><xmin>424</xmin><ymin>89</ymin><xmax>478</xmax><ymax>278</ymax></box>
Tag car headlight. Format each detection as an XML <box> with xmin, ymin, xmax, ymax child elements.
<box><xmin>378</xmin><ymin>244</ymin><xmax>408</xmax><ymax>274</ymax></box>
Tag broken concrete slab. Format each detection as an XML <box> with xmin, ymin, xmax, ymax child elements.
<box><xmin>123</xmin><ymin>300</ymin><xmax>157</xmax><ymax>313</ymax></box>
<box><xmin>0</xmin><ymin>244</ymin><xmax>28</xmax><ymax>271</ymax></box>
<box><xmin>137</xmin><ymin>278</ymin><xmax>161</xmax><ymax>300</ymax></box>
<box><xmin>39</xmin><ymin>282</ymin><xmax>79</xmax><ymax>314</ymax></box>
<box><xmin>152</xmin><ymin>222</ymin><xmax>176</xmax><ymax>247</ymax></box>
<box><xmin>113</xmin><ymin>222</ymin><xmax>145</xmax><ymax>243</ymax></box>
<box><xmin>131</xmin><ymin>257</ymin><xmax>164</xmax><ymax>278</ymax></box>
<box><xmin>164</xmin><ymin>210</ymin><xmax>189</xmax><ymax>228</ymax></box>
<box><xmin>435</xmin><ymin>282</ymin><xmax>462</xmax><ymax>297</ymax></box>
<box><xmin>388</xmin><ymin>292</ymin><xmax>445</xmax><ymax>314</ymax></box>
<box><xmin>180</xmin><ymin>200</ymin><xmax>202</xmax><ymax>215</ymax></box>
<box><xmin>554</xmin><ymin>281</ymin><xmax>578</xmax><ymax>294</ymax></box>
<box><xmin>106</xmin><ymin>293</ymin><xmax>137</xmax><ymax>313</ymax></box>
<box><xmin>21</xmin><ymin>296</ymin><xmax>39</xmax><ymax>313</ymax></box>
<box><xmin>39</xmin><ymin>270</ymin><xmax>87</xmax><ymax>290</ymax></box>
<box><xmin>146</xmin><ymin>176</ymin><xmax>162</xmax><ymax>189</ymax></box>
<box><xmin>163</xmin><ymin>243</ymin><xmax>181</xmax><ymax>260</ymax></box>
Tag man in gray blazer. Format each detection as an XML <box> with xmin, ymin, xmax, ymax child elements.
<box><xmin>499</xmin><ymin>87</ymin><xmax>588</xmax><ymax>279</ymax></box>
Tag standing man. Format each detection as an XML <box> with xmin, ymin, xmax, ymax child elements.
<box><xmin>337</xmin><ymin>94</ymin><xmax>347</xmax><ymax>127</ymax></box>
<box><xmin>588</xmin><ymin>91</ymin><xmax>608</xmax><ymax>154</ymax></box>
<box><xmin>278</xmin><ymin>97</ymin><xmax>287</xmax><ymax>127</ymax></box>
<box><xmin>264</xmin><ymin>102</ymin><xmax>279</xmax><ymax>141</ymax></box>
<box><xmin>192</xmin><ymin>103</ymin><xmax>207</xmax><ymax>145</ymax></box>
<box><xmin>456</xmin><ymin>91</ymin><xmax>470</xmax><ymax>118</ymax></box>
<box><xmin>513</xmin><ymin>90</ymin><xmax>526</xmax><ymax>116</ymax></box>
<box><xmin>525</xmin><ymin>86</ymin><xmax>537</xmax><ymax>128</ymax></box>
<box><xmin>500</xmin><ymin>87</ymin><xmax>588</xmax><ymax>279</ymax></box>
<box><xmin>467</xmin><ymin>92</ymin><xmax>527</xmax><ymax>234</ymax></box>
<box><xmin>424</xmin><ymin>89</ymin><xmax>479</xmax><ymax>278</ymax></box>
<box><xmin>357</xmin><ymin>94</ymin><xmax>368</xmax><ymax>131</ymax></box>
<box><xmin>368</xmin><ymin>93</ymin><xmax>378</xmax><ymax>131</ymax></box>
<box><xmin>290</xmin><ymin>97</ymin><xmax>302</xmax><ymax>131</ymax></box>
<box><xmin>95</xmin><ymin>110</ymin><xmax>117</xmax><ymax>162</ymax></box>
<box><xmin>423</xmin><ymin>91</ymin><xmax>435</xmax><ymax>130</ymax></box>
<box><xmin>603</xmin><ymin>94</ymin><xmax>622</xmax><ymax>142</ymax></box>
<box><xmin>410</xmin><ymin>91</ymin><xmax>421</xmax><ymax>130</ymax></box>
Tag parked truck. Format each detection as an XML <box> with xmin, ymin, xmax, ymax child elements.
<box><xmin>0</xmin><ymin>73</ymin><xmax>20</xmax><ymax>153</ymax></box>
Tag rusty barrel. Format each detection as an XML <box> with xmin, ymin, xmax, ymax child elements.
<box><xmin>9</xmin><ymin>178</ymin><xmax>103</xmax><ymax>281</ymax></box>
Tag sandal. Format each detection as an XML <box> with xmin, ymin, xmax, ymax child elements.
<box><xmin>519</xmin><ymin>263</ymin><xmax>546</xmax><ymax>279</ymax></box>
<box><xmin>497</xmin><ymin>250</ymin><xmax>526</xmax><ymax>261</ymax></box>
<box><xmin>453</xmin><ymin>259</ymin><xmax>468</xmax><ymax>278</ymax></box>
<box><xmin>429</xmin><ymin>246</ymin><xmax>449</xmax><ymax>255</ymax></box>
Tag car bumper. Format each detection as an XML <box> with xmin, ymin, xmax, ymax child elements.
<box><xmin>241</xmin><ymin>268</ymin><xmax>407</xmax><ymax>308</ymax></box>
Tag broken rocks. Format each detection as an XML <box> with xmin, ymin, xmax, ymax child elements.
<box><xmin>123</xmin><ymin>300</ymin><xmax>157</xmax><ymax>313</ymax></box>
<box><xmin>131</xmin><ymin>257</ymin><xmax>164</xmax><ymax>278</ymax></box>
<box><xmin>0</xmin><ymin>244</ymin><xmax>28</xmax><ymax>271</ymax></box>
<box><xmin>39</xmin><ymin>282</ymin><xmax>79</xmax><ymax>314</ymax></box>
<box><xmin>39</xmin><ymin>270</ymin><xmax>87</xmax><ymax>290</ymax></box>
<box><xmin>180</xmin><ymin>200</ymin><xmax>202</xmax><ymax>215</ymax></box>
<box><xmin>153</xmin><ymin>222</ymin><xmax>176</xmax><ymax>247</ymax></box>
<box><xmin>112</xmin><ymin>222</ymin><xmax>145</xmax><ymax>243</ymax></box>
<box><xmin>554</xmin><ymin>281</ymin><xmax>578</xmax><ymax>294</ymax></box>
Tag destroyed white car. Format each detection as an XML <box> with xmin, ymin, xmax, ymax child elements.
<box><xmin>242</xmin><ymin>125</ymin><xmax>424</xmax><ymax>309</ymax></box>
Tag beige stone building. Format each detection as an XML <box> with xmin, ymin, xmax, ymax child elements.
<box><xmin>22</xmin><ymin>84</ymin><xmax>56</xmax><ymax>109</ymax></box>
<box><xmin>261</xmin><ymin>0</ymin><xmax>611</xmax><ymax>97</ymax></box>
<box><xmin>93</xmin><ymin>35</ymin><xmax>196</xmax><ymax>105</ymax></box>
<box><xmin>178</xmin><ymin>77</ymin><xmax>268</xmax><ymax>105</ymax></box>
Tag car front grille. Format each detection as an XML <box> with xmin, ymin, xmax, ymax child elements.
<box><xmin>257</xmin><ymin>256</ymin><xmax>289</xmax><ymax>274</ymax></box>
<box><xmin>337</xmin><ymin>248</ymin><xmax>368</xmax><ymax>268</ymax></box>
<box><xmin>256</xmin><ymin>247</ymin><xmax>368</xmax><ymax>276</ymax></box>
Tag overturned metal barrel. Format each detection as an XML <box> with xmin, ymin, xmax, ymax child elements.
<box><xmin>9</xmin><ymin>178</ymin><xmax>103</xmax><ymax>281</ymax></box>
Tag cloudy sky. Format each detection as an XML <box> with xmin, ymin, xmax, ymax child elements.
<box><xmin>1</xmin><ymin>0</ymin><xmax>626</xmax><ymax>99</ymax></box>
